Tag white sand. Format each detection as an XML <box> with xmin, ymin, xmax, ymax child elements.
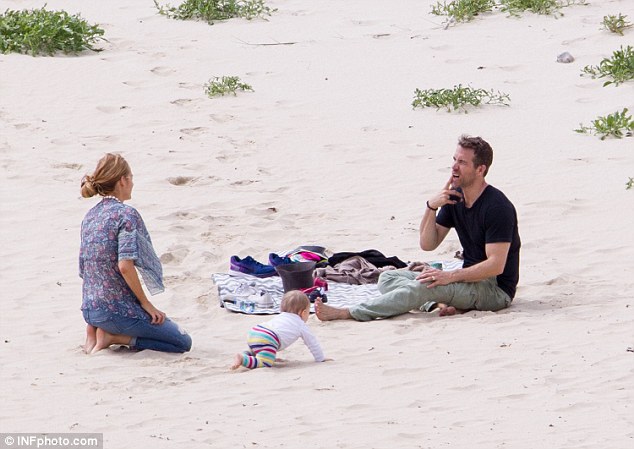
<box><xmin>1</xmin><ymin>0</ymin><xmax>633</xmax><ymax>447</ymax></box>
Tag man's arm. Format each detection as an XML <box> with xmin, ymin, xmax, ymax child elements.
<box><xmin>420</xmin><ymin>176</ymin><xmax>460</xmax><ymax>251</ymax></box>
<box><xmin>419</xmin><ymin>206</ymin><xmax>450</xmax><ymax>251</ymax></box>
<box><xmin>417</xmin><ymin>242</ymin><xmax>510</xmax><ymax>287</ymax></box>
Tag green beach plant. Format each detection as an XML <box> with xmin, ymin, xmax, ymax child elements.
<box><xmin>626</xmin><ymin>177</ymin><xmax>634</xmax><ymax>190</ymax></box>
<box><xmin>498</xmin><ymin>0</ymin><xmax>586</xmax><ymax>17</ymax></box>
<box><xmin>575</xmin><ymin>108</ymin><xmax>634</xmax><ymax>140</ymax></box>
<box><xmin>0</xmin><ymin>7</ymin><xmax>104</xmax><ymax>56</ymax></box>
<box><xmin>412</xmin><ymin>85</ymin><xmax>510</xmax><ymax>113</ymax></box>
<box><xmin>204</xmin><ymin>76</ymin><xmax>253</xmax><ymax>97</ymax></box>
<box><xmin>581</xmin><ymin>46</ymin><xmax>634</xmax><ymax>86</ymax></box>
<box><xmin>601</xmin><ymin>14</ymin><xmax>633</xmax><ymax>36</ymax></box>
<box><xmin>430</xmin><ymin>0</ymin><xmax>496</xmax><ymax>23</ymax></box>
<box><xmin>154</xmin><ymin>0</ymin><xmax>274</xmax><ymax>24</ymax></box>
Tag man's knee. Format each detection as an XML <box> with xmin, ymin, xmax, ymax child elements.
<box><xmin>377</xmin><ymin>269</ymin><xmax>409</xmax><ymax>292</ymax></box>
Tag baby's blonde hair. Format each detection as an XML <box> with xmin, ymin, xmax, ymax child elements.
<box><xmin>280</xmin><ymin>290</ymin><xmax>310</xmax><ymax>315</ymax></box>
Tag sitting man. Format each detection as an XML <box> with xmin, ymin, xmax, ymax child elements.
<box><xmin>316</xmin><ymin>135</ymin><xmax>521</xmax><ymax>321</ymax></box>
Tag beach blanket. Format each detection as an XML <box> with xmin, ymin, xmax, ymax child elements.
<box><xmin>212</xmin><ymin>259</ymin><xmax>463</xmax><ymax>315</ymax></box>
<box><xmin>212</xmin><ymin>273</ymin><xmax>380</xmax><ymax>314</ymax></box>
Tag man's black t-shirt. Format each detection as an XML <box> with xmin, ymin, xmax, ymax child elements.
<box><xmin>436</xmin><ymin>185</ymin><xmax>521</xmax><ymax>299</ymax></box>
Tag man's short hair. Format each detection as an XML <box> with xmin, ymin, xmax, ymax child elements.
<box><xmin>458</xmin><ymin>135</ymin><xmax>493</xmax><ymax>176</ymax></box>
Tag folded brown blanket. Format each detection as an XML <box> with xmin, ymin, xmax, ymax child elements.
<box><xmin>314</xmin><ymin>255</ymin><xmax>398</xmax><ymax>285</ymax></box>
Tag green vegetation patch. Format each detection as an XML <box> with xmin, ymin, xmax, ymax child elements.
<box><xmin>601</xmin><ymin>14</ymin><xmax>632</xmax><ymax>36</ymax></box>
<box><xmin>204</xmin><ymin>76</ymin><xmax>253</xmax><ymax>97</ymax></box>
<box><xmin>0</xmin><ymin>7</ymin><xmax>104</xmax><ymax>56</ymax></box>
<box><xmin>412</xmin><ymin>85</ymin><xmax>510</xmax><ymax>113</ymax></box>
<box><xmin>430</xmin><ymin>0</ymin><xmax>496</xmax><ymax>23</ymax></box>
<box><xmin>499</xmin><ymin>0</ymin><xmax>586</xmax><ymax>16</ymax></box>
<box><xmin>582</xmin><ymin>45</ymin><xmax>634</xmax><ymax>87</ymax></box>
<box><xmin>575</xmin><ymin>108</ymin><xmax>634</xmax><ymax>140</ymax></box>
<box><xmin>155</xmin><ymin>0</ymin><xmax>274</xmax><ymax>24</ymax></box>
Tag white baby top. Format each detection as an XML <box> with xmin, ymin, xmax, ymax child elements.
<box><xmin>262</xmin><ymin>312</ymin><xmax>325</xmax><ymax>362</ymax></box>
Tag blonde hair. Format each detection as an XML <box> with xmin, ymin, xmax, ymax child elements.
<box><xmin>280</xmin><ymin>290</ymin><xmax>310</xmax><ymax>315</ymax></box>
<box><xmin>81</xmin><ymin>153</ymin><xmax>130</xmax><ymax>198</ymax></box>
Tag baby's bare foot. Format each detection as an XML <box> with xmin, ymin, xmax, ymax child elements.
<box><xmin>230</xmin><ymin>353</ymin><xmax>243</xmax><ymax>370</ymax></box>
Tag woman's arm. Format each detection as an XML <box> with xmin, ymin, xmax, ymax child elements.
<box><xmin>118</xmin><ymin>259</ymin><xmax>166</xmax><ymax>324</ymax></box>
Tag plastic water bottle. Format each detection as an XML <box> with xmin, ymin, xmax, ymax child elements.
<box><xmin>237</xmin><ymin>300</ymin><xmax>255</xmax><ymax>313</ymax></box>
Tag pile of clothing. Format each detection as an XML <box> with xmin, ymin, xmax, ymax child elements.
<box><xmin>229</xmin><ymin>246</ymin><xmax>407</xmax><ymax>285</ymax></box>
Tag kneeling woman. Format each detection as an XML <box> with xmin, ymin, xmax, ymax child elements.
<box><xmin>79</xmin><ymin>153</ymin><xmax>192</xmax><ymax>354</ymax></box>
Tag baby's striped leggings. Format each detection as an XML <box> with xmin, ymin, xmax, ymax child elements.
<box><xmin>241</xmin><ymin>324</ymin><xmax>280</xmax><ymax>369</ymax></box>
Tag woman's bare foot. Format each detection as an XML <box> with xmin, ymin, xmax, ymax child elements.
<box><xmin>90</xmin><ymin>328</ymin><xmax>132</xmax><ymax>354</ymax></box>
<box><xmin>315</xmin><ymin>298</ymin><xmax>352</xmax><ymax>321</ymax></box>
<box><xmin>231</xmin><ymin>353</ymin><xmax>243</xmax><ymax>370</ymax></box>
<box><xmin>84</xmin><ymin>324</ymin><xmax>97</xmax><ymax>354</ymax></box>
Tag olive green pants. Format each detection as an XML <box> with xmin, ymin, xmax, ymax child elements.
<box><xmin>349</xmin><ymin>270</ymin><xmax>511</xmax><ymax>321</ymax></box>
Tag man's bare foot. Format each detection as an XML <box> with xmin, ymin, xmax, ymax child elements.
<box><xmin>315</xmin><ymin>298</ymin><xmax>352</xmax><ymax>321</ymax></box>
<box><xmin>84</xmin><ymin>324</ymin><xmax>97</xmax><ymax>354</ymax></box>
<box><xmin>438</xmin><ymin>305</ymin><xmax>457</xmax><ymax>316</ymax></box>
<box><xmin>231</xmin><ymin>353</ymin><xmax>243</xmax><ymax>370</ymax></box>
<box><xmin>90</xmin><ymin>328</ymin><xmax>132</xmax><ymax>354</ymax></box>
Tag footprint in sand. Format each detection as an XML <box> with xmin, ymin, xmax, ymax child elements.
<box><xmin>50</xmin><ymin>137</ymin><xmax>74</xmax><ymax>146</ymax></box>
<box><xmin>167</xmin><ymin>176</ymin><xmax>197</xmax><ymax>186</ymax></box>
<box><xmin>96</xmin><ymin>106</ymin><xmax>127</xmax><ymax>114</ymax></box>
<box><xmin>150</xmin><ymin>66</ymin><xmax>176</xmax><ymax>77</ymax></box>
<box><xmin>83</xmin><ymin>134</ymin><xmax>118</xmax><ymax>143</ymax></box>
<box><xmin>179</xmin><ymin>127</ymin><xmax>207</xmax><ymax>136</ymax></box>
<box><xmin>178</xmin><ymin>82</ymin><xmax>199</xmax><ymax>90</ymax></box>
<box><xmin>230</xmin><ymin>179</ymin><xmax>260</xmax><ymax>186</ymax></box>
<box><xmin>122</xmin><ymin>80</ymin><xmax>147</xmax><ymax>88</ymax></box>
<box><xmin>174</xmin><ymin>211</ymin><xmax>199</xmax><ymax>220</ymax></box>
<box><xmin>171</xmin><ymin>98</ymin><xmax>198</xmax><ymax>107</ymax></box>
<box><xmin>160</xmin><ymin>246</ymin><xmax>190</xmax><ymax>264</ymax></box>
<box><xmin>245</xmin><ymin>205</ymin><xmax>278</xmax><ymax>217</ymax></box>
<box><xmin>201</xmin><ymin>251</ymin><xmax>221</xmax><ymax>264</ymax></box>
<box><xmin>52</xmin><ymin>162</ymin><xmax>83</xmax><ymax>170</ymax></box>
<box><xmin>209</xmin><ymin>114</ymin><xmax>235</xmax><ymax>123</ymax></box>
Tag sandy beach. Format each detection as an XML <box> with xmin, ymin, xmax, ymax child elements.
<box><xmin>1</xmin><ymin>0</ymin><xmax>633</xmax><ymax>447</ymax></box>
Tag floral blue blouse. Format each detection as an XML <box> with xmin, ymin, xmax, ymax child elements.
<box><xmin>79</xmin><ymin>198</ymin><xmax>164</xmax><ymax>320</ymax></box>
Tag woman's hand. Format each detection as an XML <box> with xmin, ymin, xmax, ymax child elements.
<box><xmin>118</xmin><ymin>260</ymin><xmax>166</xmax><ymax>325</ymax></box>
<box><xmin>142</xmin><ymin>302</ymin><xmax>166</xmax><ymax>325</ymax></box>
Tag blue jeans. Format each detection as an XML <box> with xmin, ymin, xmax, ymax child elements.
<box><xmin>83</xmin><ymin>309</ymin><xmax>192</xmax><ymax>353</ymax></box>
<box><xmin>349</xmin><ymin>270</ymin><xmax>512</xmax><ymax>321</ymax></box>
